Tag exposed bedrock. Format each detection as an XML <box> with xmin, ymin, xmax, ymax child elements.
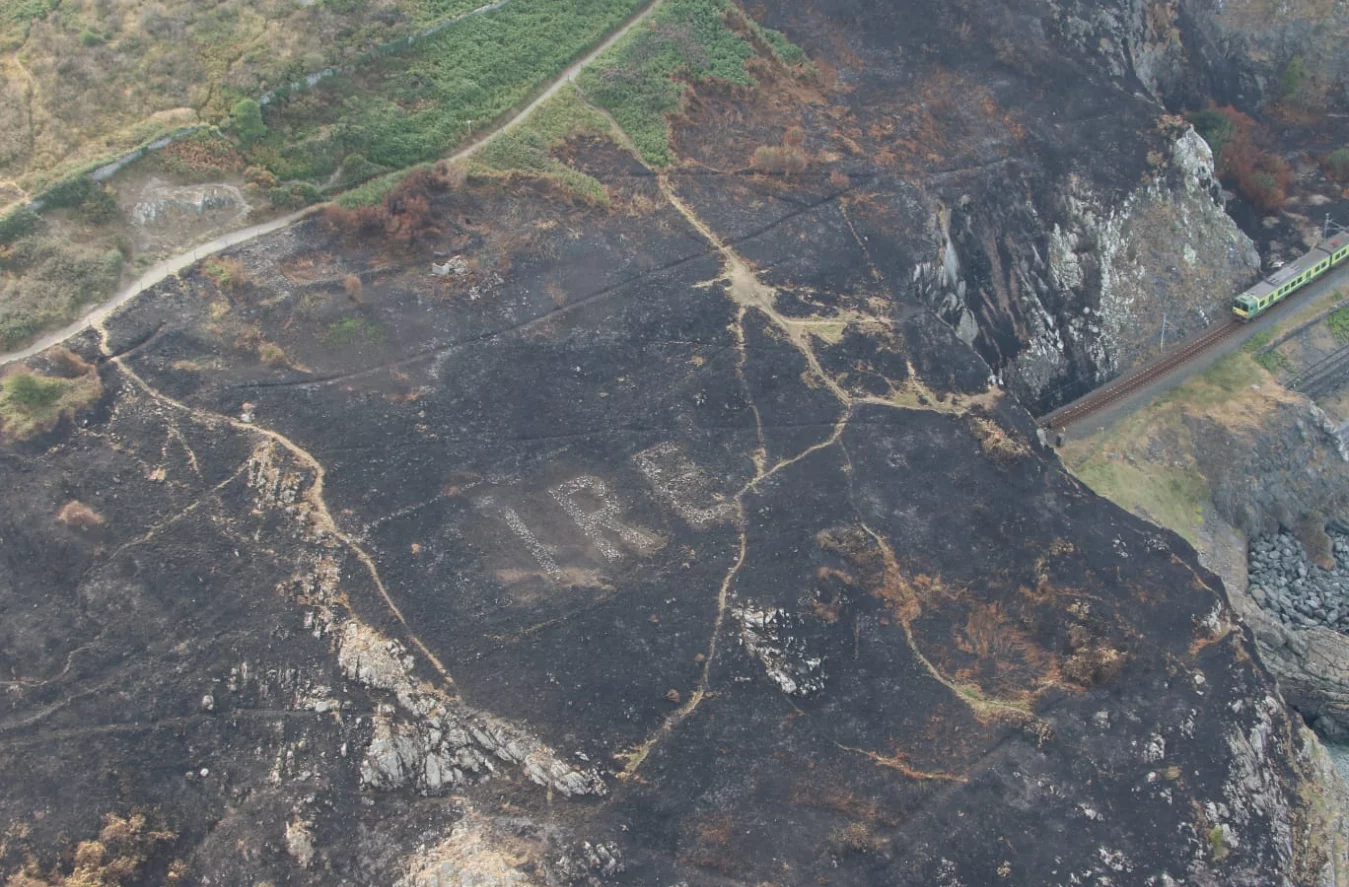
<box><xmin>1188</xmin><ymin>393</ymin><xmax>1349</xmax><ymax>737</ymax></box>
<box><xmin>1052</xmin><ymin>0</ymin><xmax>1349</xmax><ymax>113</ymax></box>
<box><xmin>1192</xmin><ymin>397</ymin><xmax>1349</xmax><ymax>540</ymax></box>
<box><xmin>747</xmin><ymin>0</ymin><xmax>1262</xmax><ymax>414</ymax></box>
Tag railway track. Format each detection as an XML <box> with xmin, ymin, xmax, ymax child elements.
<box><xmin>1289</xmin><ymin>342</ymin><xmax>1349</xmax><ymax>399</ymax></box>
<box><xmin>1042</xmin><ymin>318</ymin><xmax>1245</xmax><ymax>431</ymax></box>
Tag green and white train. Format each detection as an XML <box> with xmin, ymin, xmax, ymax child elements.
<box><xmin>1233</xmin><ymin>231</ymin><xmax>1349</xmax><ymax>320</ymax></box>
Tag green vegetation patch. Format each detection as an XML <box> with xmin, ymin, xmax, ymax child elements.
<box><xmin>1187</xmin><ymin>109</ymin><xmax>1235</xmax><ymax>165</ymax></box>
<box><xmin>1254</xmin><ymin>348</ymin><xmax>1291</xmax><ymax>373</ymax></box>
<box><xmin>323</xmin><ymin>316</ymin><xmax>387</xmax><ymax>347</ymax></box>
<box><xmin>254</xmin><ymin>0</ymin><xmax>648</xmax><ymax>182</ymax></box>
<box><xmin>0</xmin><ymin>232</ymin><xmax>124</xmax><ymax>350</ymax></box>
<box><xmin>577</xmin><ymin>0</ymin><xmax>766</xmax><ymax>165</ymax></box>
<box><xmin>0</xmin><ymin>369</ymin><xmax>101</xmax><ymax>439</ymax></box>
<box><xmin>1074</xmin><ymin>453</ymin><xmax>1209</xmax><ymax>548</ymax></box>
<box><xmin>1327</xmin><ymin>148</ymin><xmax>1349</xmax><ymax>182</ymax></box>
<box><xmin>1242</xmin><ymin>329</ymin><xmax>1291</xmax><ymax>373</ymax></box>
<box><xmin>334</xmin><ymin>167</ymin><xmax>419</xmax><ymax>208</ymax></box>
<box><xmin>474</xmin><ymin>85</ymin><xmax>611</xmax><ymax>205</ymax></box>
<box><xmin>1242</xmin><ymin>330</ymin><xmax>1273</xmax><ymax>352</ymax></box>
<box><xmin>1</xmin><ymin>0</ymin><xmax>56</xmax><ymax>47</ymax></box>
<box><xmin>1329</xmin><ymin>306</ymin><xmax>1349</xmax><ymax>345</ymax></box>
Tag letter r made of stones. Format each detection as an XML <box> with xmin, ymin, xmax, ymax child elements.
<box><xmin>549</xmin><ymin>476</ymin><xmax>661</xmax><ymax>562</ymax></box>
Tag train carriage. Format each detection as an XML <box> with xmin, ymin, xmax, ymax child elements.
<box><xmin>1234</xmin><ymin>231</ymin><xmax>1349</xmax><ymax>320</ymax></box>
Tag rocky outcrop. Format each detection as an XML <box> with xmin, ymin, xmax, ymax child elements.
<box><xmin>1190</xmin><ymin>397</ymin><xmax>1349</xmax><ymax>539</ymax></box>
<box><xmin>1051</xmin><ymin>0</ymin><xmax>1349</xmax><ymax>110</ymax></box>
<box><xmin>986</xmin><ymin>123</ymin><xmax>1260</xmax><ymax>409</ymax></box>
<box><xmin>1243</xmin><ymin>528</ymin><xmax>1349</xmax><ymax>740</ymax></box>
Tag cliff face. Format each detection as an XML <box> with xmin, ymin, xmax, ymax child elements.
<box><xmin>1053</xmin><ymin>0</ymin><xmax>1349</xmax><ymax>110</ymax></box>
<box><xmin>986</xmin><ymin>124</ymin><xmax>1260</xmax><ymax>410</ymax></box>
<box><xmin>740</xmin><ymin>0</ymin><xmax>1262</xmax><ymax>414</ymax></box>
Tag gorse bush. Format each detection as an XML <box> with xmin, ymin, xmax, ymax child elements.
<box><xmin>231</xmin><ymin>99</ymin><xmax>268</xmax><ymax>144</ymax></box>
<box><xmin>1187</xmin><ymin>109</ymin><xmax>1235</xmax><ymax>165</ymax></box>
<box><xmin>3</xmin><ymin>372</ymin><xmax>67</xmax><ymax>410</ymax></box>
<box><xmin>1279</xmin><ymin>55</ymin><xmax>1310</xmax><ymax>106</ymax></box>
<box><xmin>0</xmin><ymin>208</ymin><xmax>41</xmax><ymax>246</ymax></box>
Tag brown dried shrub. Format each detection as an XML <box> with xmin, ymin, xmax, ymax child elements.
<box><xmin>257</xmin><ymin>342</ymin><xmax>288</xmax><ymax>366</ymax></box>
<box><xmin>827</xmin><ymin>821</ymin><xmax>889</xmax><ymax>855</ymax></box>
<box><xmin>343</xmin><ymin>273</ymin><xmax>364</xmax><ymax>304</ymax></box>
<box><xmin>57</xmin><ymin>500</ymin><xmax>104</xmax><ymax>529</ymax></box>
<box><xmin>433</xmin><ymin>159</ymin><xmax>469</xmax><ymax>189</ymax></box>
<box><xmin>1208</xmin><ymin>106</ymin><xmax>1291</xmax><ymax>211</ymax></box>
<box><xmin>752</xmin><ymin>144</ymin><xmax>809</xmax><ymax>177</ymax></box>
<box><xmin>203</xmin><ymin>256</ymin><xmax>249</xmax><ymax>291</ymax></box>
<box><xmin>828</xmin><ymin>169</ymin><xmax>851</xmax><ymax>189</ymax></box>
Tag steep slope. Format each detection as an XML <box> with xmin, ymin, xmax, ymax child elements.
<box><xmin>2</xmin><ymin>1</ymin><xmax>1346</xmax><ymax>884</ymax></box>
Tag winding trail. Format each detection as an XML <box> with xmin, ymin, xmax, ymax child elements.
<box><xmin>0</xmin><ymin>0</ymin><xmax>665</xmax><ymax>369</ymax></box>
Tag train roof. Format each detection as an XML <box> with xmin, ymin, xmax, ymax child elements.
<box><xmin>1236</xmin><ymin>280</ymin><xmax>1275</xmax><ymax>304</ymax></box>
<box><xmin>1322</xmin><ymin>231</ymin><xmax>1349</xmax><ymax>254</ymax></box>
<box><xmin>1264</xmin><ymin>247</ymin><xmax>1330</xmax><ymax>286</ymax></box>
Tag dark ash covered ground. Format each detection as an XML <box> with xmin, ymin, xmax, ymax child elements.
<box><xmin>1</xmin><ymin>1</ymin><xmax>1343</xmax><ymax>885</ymax></box>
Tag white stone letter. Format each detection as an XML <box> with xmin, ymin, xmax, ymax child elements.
<box><xmin>550</xmin><ymin>476</ymin><xmax>661</xmax><ymax>561</ymax></box>
<box><xmin>477</xmin><ymin>496</ymin><xmax>562</xmax><ymax>582</ymax></box>
<box><xmin>633</xmin><ymin>442</ymin><xmax>736</xmax><ymax>529</ymax></box>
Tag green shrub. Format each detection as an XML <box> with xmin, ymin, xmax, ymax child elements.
<box><xmin>231</xmin><ymin>98</ymin><xmax>268</xmax><ymax>144</ymax></box>
<box><xmin>0</xmin><ymin>208</ymin><xmax>41</xmax><ymax>245</ymax></box>
<box><xmin>79</xmin><ymin>27</ymin><xmax>103</xmax><ymax>46</ymax></box>
<box><xmin>337</xmin><ymin>153</ymin><xmax>393</xmax><ymax>188</ymax></box>
<box><xmin>0</xmin><ymin>314</ymin><xmax>42</xmax><ymax>350</ymax></box>
<box><xmin>1328</xmin><ymin>306</ymin><xmax>1349</xmax><ymax>345</ymax></box>
<box><xmin>1328</xmin><ymin>148</ymin><xmax>1349</xmax><ymax>181</ymax></box>
<box><xmin>322</xmin><ymin>316</ymin><xmax>386</xmax><ymax>346</ymax></box>
<box><xmin>3</xmin><ymin>372</ymin><xmax>66</xmax><ymax>409</ymax></box>
<box><xmin>267</xmin><ymin>182</ymin><xmax>323</xmax><ymax>209</ymax></box>
<box><xmin>1280</xmin><ymin>55</ymin><xmax>1309</xmax><ymax>105</ymax></box>
<box><xmin>40</xmin><ymin>176</ymin><xmax>97</xmax><ymax>211</ymax></box>
<box><xmin>78</xmin><ymin>185</ymin><xmax>120</xmax><ymax>225</ymax></box>
<box><xmin>334</xmin><ymin>168</ymin><xmax>413</xmax><ymax>207</ymax></box>
<box><xmin>1187</xmin><ymin>109</ymin><xmax>1235</xmax><ymax>164</ymax></box>
<box><xmin>759</xmin><ymin>27</ymin><xmax>807</xmax><ymax>65</ymax></box>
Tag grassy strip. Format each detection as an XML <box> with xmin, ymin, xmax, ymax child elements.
<box><xmin>472</xmin><ymin>85</ymin><xmax>612</xmax><ymax>205</ymax></box>
<box><xmin>576</xmin><ymin>0</ymin><xmax>759</xmax><ymax>165</ymax></box>
<box><xmin>1329</xmin><ymin>306</ymin><xmax>1349</xmax><ymax>345</ymax></box>
<box><xmin>251</xmin><ymin>0</ymin><xmax>649</xmax><ymax>183</ymax></box>
<box><xmin>334</xmin><ymin>166</ymin><xmax>422</xmax><ymax>208</ymax></box>
<box><xmin>1061</xmin><ymin>352</ymin><xmax>1271</xmax><ymax>547</ymax></box>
